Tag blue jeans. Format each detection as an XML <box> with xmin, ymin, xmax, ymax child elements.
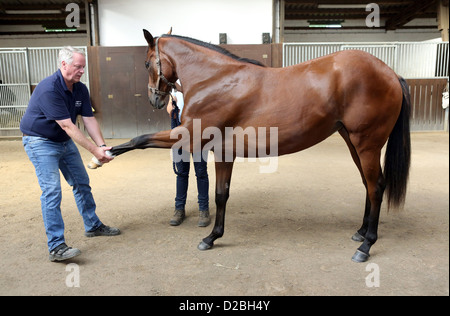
<box><xmin>174</xmin><ymin>150</ymin><xmax>209</xmax><ymax>211</ymax></box>
<box><xmin>171</xmin><ymin>114</ymin><xmax>209</xmax><ymax>211</ymax></box>
<box><xmin>23</xmin><ymin>136</ymin><xmax>102</xmax><ymax>252</ymax></box>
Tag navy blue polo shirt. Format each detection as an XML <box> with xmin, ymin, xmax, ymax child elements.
<box><xmin>20</xmin><ymin>69</ymin><xmax>93</xmax><ymax>142</ymax></box>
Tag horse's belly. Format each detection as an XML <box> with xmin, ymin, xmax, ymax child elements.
<box><xmin>221</xmin><ymin>116</ymin><xmax>340</xmax><ymax>158</ymax></box>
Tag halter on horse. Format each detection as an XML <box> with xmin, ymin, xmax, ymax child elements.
<box><xmin>145</xmin><ymin>36</ymin><xmax>177</xmax><ymax>107</ymax></box>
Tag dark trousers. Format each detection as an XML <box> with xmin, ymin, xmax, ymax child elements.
<box><xmin>174</xmin><ymin>151</ymin><xmax>209</xmax><ymax>211</ymax></box>
<box><xmin>171</xmin><ymin>112</ymin><xmax>209</xmax><ymax>211</ymax></box>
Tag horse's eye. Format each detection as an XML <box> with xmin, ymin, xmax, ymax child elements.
<box><xmin>145</xmin><ymin>61</ymin><xmax>150</xmax><ymax>69</ymax></box>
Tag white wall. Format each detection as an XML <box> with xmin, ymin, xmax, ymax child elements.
<box><xmin>98</xmin><ymin>0</ymin><xmax>273</xmax><ymax>46</ymax></box>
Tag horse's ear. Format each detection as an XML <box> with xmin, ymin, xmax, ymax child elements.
<box><xmin>167</xmin><ymin>27</ymin><xmax>172</xmax><ymax>35</ymax></box>
<box><xmin>143</xmin><ymin>29</ymin><xmax>154</xmax><ymax>47</ymax></box>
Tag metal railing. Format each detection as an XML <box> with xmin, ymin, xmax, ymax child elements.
<box><xmin>283</xmin><ymin>41</ymin><xmax>449</xmax><ymax>79</ymax></box>
<box><xmin>0</xmin><ymin>46</ymin><xmax>88</xmax><ymax>130</ymax></box>
<box><xmin>283</xmin><ymin>41</ymin><xmax>449</xmax><ymax>131</ymax></box>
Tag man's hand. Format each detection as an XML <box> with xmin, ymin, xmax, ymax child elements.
<box><xmin>167</xmin><ymin>95</ymin><xmax>176</xmax><ymax>115</ymax></box>
<box><xmin>94</xmin><ymin>146</ymin><xmax>114</xmax><ymax>164</ymax></box>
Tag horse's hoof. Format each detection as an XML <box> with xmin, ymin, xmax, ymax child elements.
<box><xmin>351</xmin><ymin>232</ymin><xmax>365</xmax><ymax>242</ymax></box>
<box><xmin>351</xmin><ymin>250</ymin><xmax>370</xmax><ymax>263</ymax></box>
<box><xmin>198</xmin><ymin>241</ymin><xmax>212</xmax><ymax>251</ymax></box>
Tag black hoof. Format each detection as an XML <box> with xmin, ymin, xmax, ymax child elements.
<box><xmin>351</xmin><ymin>232</ymin><xmax>365</xmax><ymax>242</ymax></box>
<box><xmin>198</xmin><ymin>240</ymin><xmax>212</xmax><ymax>251</ymax></box>
<box><xmin>351</xmin><ymin>250</ymin><xmax>370</xmax><ymax>263</ymax></box>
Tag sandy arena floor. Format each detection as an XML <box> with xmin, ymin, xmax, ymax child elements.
<box><xmin>0</xmin><ymin>132</ymin><xmax>448</xmax><ymax>296</ymax></box>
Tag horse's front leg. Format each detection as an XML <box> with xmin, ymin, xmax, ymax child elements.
<box><xmin>110</xmin><ymin>130</ymin><xmax>176</xmax><ymax>156</ymax></box>
<box><xmin>198</xmin><ymin>160</ymin><xmax>234</xmax><ymax>250</ymax></box>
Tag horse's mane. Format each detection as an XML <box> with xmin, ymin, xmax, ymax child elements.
<box><xmin>161</xmin><ymin>34</ymin><xmax>266</xmax><ymax>67</ymax></box>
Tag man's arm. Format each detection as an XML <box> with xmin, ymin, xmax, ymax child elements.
<box><xmin>56</xmin><ymin>118</ymin><xmax>112</xmax><ymax>163</ymax></box>
<box><xmin>82</xmin><ymin>116</ymin><xmax>107</xmax><ymax>147</ymax></box>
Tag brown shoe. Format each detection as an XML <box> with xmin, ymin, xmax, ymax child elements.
<box><xmin>198</xmin><ymin>210</ymin><xmax>210</xmax><ymax>227</ymax></box>
<box><xmin>170</xmin><ymin>209</ymin><xmax>185</xmax><ymax>226</ymax></box>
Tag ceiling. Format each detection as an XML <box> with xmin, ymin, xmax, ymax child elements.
<box><xmin>0</xmin><ymin>0</ymin><xmax>445</xmax><ymax>36</ymax></box>
<box><xmin>284</xmin><ymin>0</ymin><xmax>442</xmax><ymax>30</ymax></box>
<box><xmin>0</xmin><ymin>0</ymin><xmax>87</xmax><ymax>34</ymax></box>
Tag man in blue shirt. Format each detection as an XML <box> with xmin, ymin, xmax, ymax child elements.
<box><xmin>20</xmin><ymin>46</ymin><xmax>120</xmax><ymax>262</ymax></box>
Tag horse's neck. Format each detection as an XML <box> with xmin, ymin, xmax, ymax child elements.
<box><xmin>164</xmin><ymin>39</ymin><xmax>233</xmax><ymax>93</ymax></box>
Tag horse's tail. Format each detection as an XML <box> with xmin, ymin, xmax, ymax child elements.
<box><xmin>383</xmin><ymin>76</ymin><xmax>411</xmax><ymax>209</ymax></box>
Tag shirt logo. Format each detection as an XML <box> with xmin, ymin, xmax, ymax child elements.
<box><xmin>75</xmin><ymin>101</ymin><xmax>82</xmax><ymax>107</ymax></box>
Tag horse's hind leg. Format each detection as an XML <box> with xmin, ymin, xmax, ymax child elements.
<box><xmin>198</xmin><ymin>160</ymin><xmax>234</xmax><ymax>250</ymax></box>
<box><xmin>339</xmin><ymin>128</ymin><xmax>385</xmax><ymax>262</ymax></box>
<box><xmin>352</xmin><ymin>197</ymin><xmax>370</xmax><ymax>242</ymax></box>
<box><xmin>352</xmin><ymin>148</ymin><xmax>385</xmax><ymax>262</ymax></box>
<box><xmin>338</xmin><ymin>128</ymin><xmax>370</xmax><ymax>242</ymax></box>
<box><xmin>339</xmin><ymin>127</ymin><xmax>370</xmax><ymax>242</ymax></box>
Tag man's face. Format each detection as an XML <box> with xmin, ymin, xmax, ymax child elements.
<box><xmin>61</xmin><ymin>52</ymin><xmax>85</xmax><ymax>85</ymax></box>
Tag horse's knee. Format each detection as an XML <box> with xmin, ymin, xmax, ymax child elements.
<box><xmin>131</xmin><ymin>134</ymin><xmax>150</xmax><ymax>148</ymax></box>
<box><xmin>215</xmin><ymin>192</ymin><xmax>229</xmax><ymax>206</ymax></box>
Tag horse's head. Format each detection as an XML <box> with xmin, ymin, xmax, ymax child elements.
<box><xmin>143</xmin><ymin>29</ymin><xmax>177</xmax><ymax>109</ymax></box>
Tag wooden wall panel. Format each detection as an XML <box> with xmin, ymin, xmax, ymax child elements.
<box><xmin>221</xmin><ymin>44</ymin><xmax>272</xmax><ymax>67</ymax></box>
<box><xmin>406</xmin><ymin>78</ymin><xmax>448</xmax><ymax>131</ymax></box>
<box><xmin>90</xmin><ymin>46</ymin><xmax>170</xmax><ymax>139</ymax></box>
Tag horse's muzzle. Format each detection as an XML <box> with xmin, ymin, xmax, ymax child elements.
<box><xmin>149</xmin><ymin>94</ymin><xmax>166</xmax><ymax>110</ymax></box>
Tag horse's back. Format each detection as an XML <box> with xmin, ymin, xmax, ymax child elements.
<box><xmin>256</xmin><ymin>49</ymin><xmax>403</xmax><ymax>155</ymax></box>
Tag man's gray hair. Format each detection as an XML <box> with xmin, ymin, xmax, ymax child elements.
<box><xmin>58</xmin><ymin>46</ymin><xmax>85</xmax><ymax>67</ymax></box>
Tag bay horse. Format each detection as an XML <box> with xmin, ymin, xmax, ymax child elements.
<box><xmin>108</xmin><ymin>29</ymin><xmax>411</xmax><ymax>262</ymax></box>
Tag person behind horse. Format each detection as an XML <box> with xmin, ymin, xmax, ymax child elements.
<box><xmin>166</xmin><ymin>81</ymin><xmax>210</xmax><ymax>227</ymax></box>
<box><xmin>20</xmin><ymin>46</ymin><xmax>120</xmax><ymax>262</ymax></box>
